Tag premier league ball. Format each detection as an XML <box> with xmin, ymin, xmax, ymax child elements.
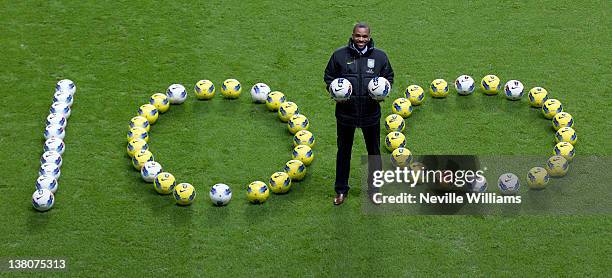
<box><xmin>527</xmin><ymin>167</ymin><xmax>549</xmax><ymax>189</ymax></box>
<box><xmin>481</xmin><ymin>75</ymin><xmax>501</xmax><ymax>95</ymax></box>
<box><xmin>265</xmin><ymin>91</ymin><xmax>286</xmax><ymax>111</ymax></box>
<box><xmin>36</xmin><ymin>175</ymin><xmax>58</xmax><ymax>193</ymax></box>
<box><xmin>32</xmin><ymin>189</ymin><xmax>55</xmax><ymax>212</ymax></box>
<box><xmin>498</xmin><ymin>173</ymin><xmax>520</xmax><ymax>194</ymax></box>
<box><xmin>221</xmin><ymin>79</ymin><xmax>242</xmax><ymax>99</ymax></box>
<box><xmin>53</xmin><ymin>90</ymin><xmax>74</xmax><ymax>107</ymax></box>
<box><xmin>287</xmin><ymin>114</ymin><xmax>309</xmax><ymax>134</ymax></box>
<box><xmin>278</xmin><ymin>101</ymin><xmax>299</xmax><ymax>122</ymax></box>
<box><xmin>194</xmin><ymin>80</ymin><xmax>216</xmax><ymax>100</ymax></box>
<box><xmin>384</xmin><ymin>114</ymin><xmax>405</xmax><ymax>133</ymax></box>
<box><xmin>173</xmin><ymin>183</ymin><xmax>196</xmax><ymax>205</ymax></box>
<box><xmin>269</xmin><ymin>172</ymin><xmax>292</xmax><ymax>194</ymax></box>
<box><xmin>50</xmin><ymin>102</ymin><xmax>71</xmax><ymax>118</ymax></box>
<box><xmin>140</xmin><ymin>161</ymin><xmax>163</xmax><ymax>183</ymax></box>
<box><xmin>56</xmin><ymin>79</ymin><xmax>76</xmax><ymax>95</ymax></box>
<box><xmin>40</xmin><ymin>162</ymin><xmax>61</xmax><ymax>180</ymax></box>
<box><xmin>149</xmin><ymin>93</ymin><xmax>170</xmax><ymax>113</ymax></box>
<box><xmin>137</xmin><ymin>104</ymin><xmax>159</xmax><ymax>125</ymax></box>
<box><xmin>46</xmin><ymin>113</ymin><xmax>67</xmax><ymax>128</ymax></box>
<box><xmin>329</xmin><ymin>78</ymin><xmax>352</xmax><ymax>101</ymax></box>
<box><xmin>246</xmin><ymin>181</ymin><xmax>270</xmax><ymax>204</ymax></box>
<box><xmin>430</xmin><ymin>79</ymin><xmax>449</xmax><ymax>98</ymax></box>
<box><xmin>41</xmin><ymin>150</ymin><xmax>62</xmax><ymax>167</ymax></box>
<box><xmin>284</xmin><ymin>160</ymin><xmax>306</xmax><ymax>181</ymax></box>
<box><xmin>44</xmin><ymin>124</ymin><xmax>65</xmax><ymax>140</ymax></box>
<box><xmin>291</xmin><ymin>145</ymin><xmax>314</xmax><ymax>166</ymax></box>
<box><xmin>293</xmin><ymin>130</ymin><xmax>315</xmax><ymax>148</ymax></box>
<box><xmin>154</xmin><ymin>172</ymin><xmax>176</xmax><ymax>195</ymax></box>
<box><xmin>504</xmin><ymin>80</ymin><xmax>524</xmax><ymax>100</ymax></box>
<box><xmin>250</xmin><ymin>83</ymin><xmax>271</xmax><ymax>103</ymax></box>
<box><xmin>44</xmin><ymin>137</ymin><xmax>65</xmax><ymax>155</ymax></box>
<box><xmin>210</xmin><ymin>183</ymin><xmax>232</xmax><ymax>206</ymax></box>
<box><xmin>405</xmin><ymin>85</ymin><xmax>425</xmax><ymax>105</ymax></box>
<box><xmin>368</xmin><ymin>77</ymin><xmax>391</xmax><ymax>100</ymax></box>
<box><xmin>470</xmin><ymin>176</ymin><xmax>488</xmax><ymax>192</ymax></box>
<box><xmin>391</xmin><ymin>147</ymin><xmax>412</xmax><ymax>167</ymax></box>
<box><xmin>385</xmin><ymin>132</ymin><xmax>406</xmax><ymax>152</ymax></box>
<box><xmin>455</xmin><ymin>75</ymin><xmax>475</xmax><ymax>95</ymax></box>
<box><xmin>166</xmin><ymin>84</ymin><xmax>188</xmax><ymax>104</ymax></box>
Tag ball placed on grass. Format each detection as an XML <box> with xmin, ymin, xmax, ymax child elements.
<box><xmin>173</xmin><ymin>183</ymin><xmax>196</xmax><ymax>205</ymax></box>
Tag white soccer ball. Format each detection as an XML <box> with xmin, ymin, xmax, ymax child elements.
<box><xmin>504</xmin><ymin>80</ymin><xmax>524</xmax><ymax>100</ymax></box>
<box><xmin>36</xmin><ymin>175</ymin><xmax>58</xmax><ymax>193</ymax></box>
<box><xmin>40</xmin><ymin>162</ymin><xmax>61</xmax><ymax>180</ymax></box>
<box><xmin>329</xmin><ymin>78</ymin><xmax>353</xmax><ymax>101</ymax></box>
<box><xmin>498</xmin><ymin>173</ymin><xmax>520</xmax><ymax>194</ymax></box>
<box><xmin>44</xmin><ymin>124</ymin><xmax>65</xmax><ymax>140</ymax></box>
<box><xmin>166</xmin><ymin>84</ymin><xmax>188</xmax><ymax>104</ymax></box>
<box><xmin>455</xmin><ymin>75</ymin><xmax>475</xmax><ymax>95</ymax></box>
<box><xmin>140</xmin><ymin>161</ymin><xmax>163</xmax><ymax>182</ymax></box>
<box><xmin>44</xmin><ymin>137</ymin><xmax>65</xmax><ymax>155</ymax></box>
<box><xmin>46</xmin><ymin>113</ymin><xmax>67</xmax><ymax>128</ymax></box>
<box><xmin>41</xmin><ymin>151</ymin><xmax>62</xmax><ymax>167</ymax></box>
<box><xmin>470</xmin><ymin>176</ymin><xmax>487</xmax><ymax>192</ymax></box>
<box><xmin>210</xmin><ymin>183</ymin><xmax>232</xmax><ymax>206</ymax></box>
<box><xmin>50</xmin><ymin>102</ymin><xmax>71</xmax><ymax>118</ymax></box>
<box><xmin>368</xmin><ymin>77</ymin><xmax>391</xmax><ymax>100</ymax></box>
<box><xmin>56</xmin><ymin>79</ymin><xmax>76</xmax><ymax>95</ymax></box>
<box><xmin>250</xmin><ymin>83</ymin><xmax>271</xmax><ymax>103</ymax></box>
<box><xmin>32</xmin><ymin>189</ymin><xmax>55</xmax><ymax>212</ymax></box>
<box><xmin>53</xmin><ymin>90</ymin><xmax>74</xmax><ymax>107</ymax></box>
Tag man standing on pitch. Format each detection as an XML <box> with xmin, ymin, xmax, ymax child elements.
<box><xmin>324</xmin><ymin>22</ymin><xmax>394</xmax><ymax>205</ymax></box>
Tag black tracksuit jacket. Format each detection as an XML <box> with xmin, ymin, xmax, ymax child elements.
<box><xmin>324</xmin><ymin>38</ymin><xmax>394</xmax><ymax>127</ymax></box>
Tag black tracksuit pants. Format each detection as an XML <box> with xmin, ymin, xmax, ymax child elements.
<box><xmin>335</xmin><ymin>120</ymin><xmax>382</xmax><ymax>194</ymax></box>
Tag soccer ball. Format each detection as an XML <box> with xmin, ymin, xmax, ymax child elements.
<box><xmin>527</xmin><ymin>167</ymin><xmax>550</xmax><ymax>189</ymax></box>
<box><xmin>137</xmin><ymin>104</ymin><xmax>159</xmax><ymax>125</ymax></box>
<box><xmin>132</xmin><ymin>149</ymin><xmax>154</xmax><ymax>170</ymax></box>
<box><xmin>470</xmin><ymin>176</ymin><xmax>488</xmax><ymax>192</ymax></box>
<box><xmin>32</xmin><ymin>189</ymin><xmax>55</xmax><ymax>212</ymax></box>
<box><xmin>127</xmin><ymin>127</ymin><xmax>149</xmax><ymax>142</ymax></box>
<box><xmin>292</xmin><ymin>145</ymin><xmax>314</xmax><ymax>166</ymax></box>
<box><xmin>329</xmin><ymin>78</ymin><xmax>352</xmax><ymax>101</ymax></box>
<box><xmin>405</xmin><ymin>85</ymin><xmax>425</xmax><ymax>105</ymax></box>
<box><xmin>210</xmin><ymin>183</ymin><xmax>232</xmax><ymax>206</ymax></box>
<box><xmin>41</xmin><ymin>150</ymin><xmax>62</xmax><ymax>167</ymax></box>
<box><xmin>385</xmin><ymin>132</ymin><xmax>406</xmax><ymax>152</ymax></box>
<box><xmin>391</xmin><ymin>98</ymin><xmax>412</xmax><ymax>118</ymax></box>
<box><xmin>36</xmin><ymin>175</ymin><xmax>58</xmax><ymax>193</ymax></box>
<box><xmin>129</xmin><ymin>116</ymin><xmax>150</xmax><ymax>132</ymax></box>
<box><xmin>44</xmin><ymin>124</ymin><xmax>65</xmax><ymax>140</ymax></box>
<box><xmin>368</xmin><ymin>77</ymin><xmax>391</xmax><ymax>100</ymax></box>
<box><xmin>173</xmin><ymin>183</ymin><xmax>196</xmax><ymax>206</ymax></box>
<box><xmin>141</xmin><ymin>161</ymin><xmax>163</xmax><ymax>183</ymax></box>
<box><xmin>384</xmin><ymin>114</ymin><xmax>405</xmax><ymax>133</ymax></box>
<box><xmin>154</xmin><ymin>172</ymin><xmax>176</xmax><ymax>194</ymax></box>
<box><xmin>504</xmin><ymin>80</ymin><xmax>524</xmax><ymax>100</ymax></box>
<box><xmin>480</xmin><ymin>75</ymin><xmax>501</xmax><ymax>95</ymax></box>
<box><xmin>391</xmin><ymin>147</ymin><xmax>412</xmax><ymax>167</ymax></box>
<box><xmin>40</xmin><ymin>162</ymin><xmax>61</xmax><ymax>180</ymax></box>
<box><xmin>293</xmin><ymin>130</ymin><xmax>315</xmax><ymax>148</ymax></box>
<box><xmin>542</xmin><ymin>99</ymin><xmax>563</xmax><ymax>119</ymax></box>
<box><xmin>553</xmin><ymin>142</ymin><xmax>575</xmax><ymax>161</ymax></box>
<box><xmin>430</xmin><ymin>79</ymin><xmax>449</xmax><ymax>98</ymax></box>
<box><xmin>53</xmin><ymin>91</ymin><xmax>74</xmax><ymax>107</ymax></box>
<box><xmin>50</xmin><ymin>102</ymin><xmax>71</xmax><ymax>118</ymax></box>
<box><xmin>546</xmin><ymin>155</ymin><xmax>569</xmax><ymax>177</ymax></box>
<box><xmin>250</xmin><ymin>83</ymin><xmax>271</xmax><ymax>103</ymax></box>
<box><xmin>284</xmin><ymin>160</ymin><xmax>307</xmax><ymax>181</ymax></box>
<box><xmin>127</xmin><ymin>138</ymin><xmax>148</xmax><ymax>157</ymax></box>
<box><xmin>265</xmin><ymin>91</ymin><xmax>286</xmax><ymax>111</ymax></box>
<box><xmin>149</xmin><ymin>93</ymin><xmax>170</xmax><ymax>113</ymax></box>
<box><xmin>46</xmin><ymin>113</ymin><xmax>67</xmax><ymax>128</ymax></box>
<box><xmin>497</xmin><ymin>173</ymin><xmax>520</xmax><ymax>194</ymax></box>
<box><xmin>44</xmin><ymin>137</ymin><xmax>65</xmax><ymax>155</ymax></box>
<box><xmin>278</xmin><ymin>101</ymin><xmax>299</xmax><ymax>122</ymax></box>
<box><xmin>221</xmin><ymin>79</ymin><xmax>242</xmax><ymax>99</ymax></box>
<box><xmin>555</xmin><ymin>127</ymin><xmax>577</xmax><ymax>145</ymax></box>
<box><xmin>552</xmin><ymin>112</ymin><xmax>574</xmax><ymax>130</ymax></box>
<box><xmin>247</xmin><ymin>181</ymin><xmax>270</xmax><ymax>204</ymax></box>
<box><xmin>455</xmin><ymin>75</ymin><xmax>475</xmax><ymax>95</ymax></box>
<box><xmin>287</xmin><ymin>114</ymin><xmax>309</xmax><ymax>134</ymax></box>
<box><xmin>528</xmin><ymin>87</ymin><xmax>548</xmax><ymax>107</ymax></box>
<box><xmin>269</xmin><ymin>172</ymin><xmax>292</xmax><ymax>194</ymax></box>
<box><xmin>56</xmin><ymin>79</ymin><xmax>76</xmax><ymax>95</ymax></box>
<box><xmin>166</xmin><ymin>84</ymin><xmax>188</xmax><ymax>104</ymax></box>
<box><xmin>194</xmin><ymin>79</ymin><xmax>215</xmax><ymax>100</ymax></box>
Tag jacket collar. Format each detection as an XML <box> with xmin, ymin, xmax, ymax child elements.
<box><xmin>347</xmin><ymin>38</ymin><xmax>375</xmax><ymax>56</ymax></box>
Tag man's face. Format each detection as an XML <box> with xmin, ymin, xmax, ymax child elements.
<box><xmin>352</xmin><ymin>27</ymin><xmax>370</xmax><ymax>49</ymax></box>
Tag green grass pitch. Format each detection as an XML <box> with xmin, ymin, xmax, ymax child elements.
<box><xmin>1</xmin><ymin>0</ymin><xmax>610</xmax><ymax>276</ymax></box>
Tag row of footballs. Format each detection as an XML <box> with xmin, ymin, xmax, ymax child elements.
<box><xmin>126</xmin><ymin>79</ymin><xmax>317</xmax><ymax>205</ymax></box>
<box><xmin>33</xmin><ymin>79</ymin><xmax>78</xmax><ymax>212</ymax></box>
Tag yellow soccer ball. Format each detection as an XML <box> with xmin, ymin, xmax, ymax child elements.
<box><xmin>173</xmin><ymin>183</ymin><xmax>196</xmax><ymax>205</ymax></box>
<box><xmin>284</xmin><ymin>159</ymin><xmax>306</xmax><ymax>181</ymax></box>
<box><xmin>129</xmin><ymin>116</ymin><xmax>150</xmax><ymax>132</ymax></box>
<box><xmin>553</xmin><ymin>142</ymin><xmax>575</xmax><ymax>161</ymax></box>
<box><xmin>542</xmin><ymin>99</ymin><xmax>563</xmax><ymax>119</ymax></box>
<box><xmin>391</xmin><ymin>98</ymin><xmax>413</xmax><ymax>118</ymax></box>
<box><xmin>552</xmin><ymin>112</ymin><xmax>574</xmax><ymax>130</ymax></box>
<box><xmin>132</xmin><ymin>149</ymin><xmax>154</xmax><ymax>170</ymax></box>
<box><xmin>220</xmin><ymin>79</ymin><xmax>241</xmax><ymax>99</ymax></box>
<box><xmin>480</xmin><ymin>75</ymin><xmax>501</xmax><ymax>95</ymax></box>
<box><xmin>194</xmin><ymin>79</ymin><xmax>215</xmax><ymax>100</ymax></box>
<box><xmin>154</xmin><ymin>172</ymin><xmax>176</xmax><ymax>194</ymax></box>
<box><xmin>137</xmin><ymin>104</ymin><xmax>159</xmax><ymax>124</ymax></box>
<box><xmin>127</xmin><ymin>127</ymin><xmax>149</xmax><ymax>142</ymax></box>
<box><xmin>545</xmin><ymin>155</ymin><xmax>569</xmax><ymax>177</ymax></box>
<box><xmin>391</xmin><ymin>147</ymin><xmax>412</xmax><ymax>167</ymax></box>
<box><xmin>385</xmin><ymin>132</ymin><xmax>406</xmax><ymax>152</ymax></box>
<box><xmin>385</xmin><ymin>114</ymin><xmax>405</xmax><ymax>133</ymax></box>
<box><xmin>555</xmin><ymin>127</ymin><xmax>577</xmax><ymax>145</ymax></box>
<box><xmin>149</xmin><ymin>93</ymin><xmax>170</xmax><ymax>113</ymax></box>
<box><xmin>405</xmin><ymin>85</ymin><xmax>425</xmax><ymax>105</ymax></box>
<box><xmin>292</xmin><ymin>145</ymin><xmax>314</xmax><ymax>166</ymax></box>
<box><xmin>246</xmin><ymin>181</ymin><xmax>270</xmax><ymax>204</ymax></box>
<box><xmin>293</xmin><ymin>130</ymin><xmax>315</xmax><ymax>148</ymax></box>
<box><xmin>287</xmin><ymin>114</ymin><xmax>309</xmax><ymax>134</ymax></box>
<box><xmin>528</xmin><ymin>87</ymin><xmax>548</xmax><ymax>107</ymax></box>
<box><xmin>127</xmin><ymin>138</ymin><xmax>148</xmax><ymax>157</ymax></box>
<box><xmin>527</xmin><ymin>167</ymin><xmax>549</xmax><ymax>189</ymax></box>
<box><xmin>269</xmin><ymin>172</ymin><xmax>291</xmax><ymax>194</ymax></box>
<box><xmin>278</xmin><ymin>101</ymin><xmax>299</xmax><ymax>122</ymax></box>
<box><xmin>430</xmin><ymin>79</ymin><xmax>449</xmax><ymax>98</ymax></box>
<box><xmin>265</xmin><ymin>91</ymin><xmax>286</xmax><ymax>111</ymax></box>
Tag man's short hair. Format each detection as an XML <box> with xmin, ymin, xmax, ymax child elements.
<box><xmin>353</xmin><ymin>22</ymin><xmax>370</xmax><ymax>34</ymax></box>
